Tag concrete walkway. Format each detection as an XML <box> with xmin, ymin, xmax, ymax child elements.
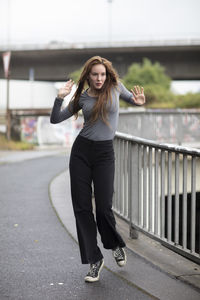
<box><xmin>50</xmin><ymin>169</ymin><xmax>200</xmax><ymax>299</ymax></box>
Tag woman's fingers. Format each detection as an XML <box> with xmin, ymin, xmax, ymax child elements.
<box><xmin>64</xmin><ymin>80</ymin><xmax>74</xmax><ymax>94</ymax></box>
<box><xmin>135</xmin><ymin>86</ymin><xmax>139</xmax><ymax>94</ymax></box>
<box><xmin>57</xmin><ymin>80</ymin><xmax>74</xmax><ymax>98</ymax></box>
<box><xmin>131</xmin><ymin>89</ymin><xmax>137</xmax><ymax>99</ymax></box>
<box><xmin>131</xmin><ymin>85</ymin><xmax>145</xmax><ymax>105</ymax></box>
<box><xmin>132</xmin><ymin>86</ymin><xmax>144</xmax><ymax>95</ymax></box>
<box><xmin>65</xmin><ymin>79</ymin><xmax>74</xmax><ymax>88</ymax></box>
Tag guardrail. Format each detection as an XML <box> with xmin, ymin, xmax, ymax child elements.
<box><xmin>113</xmin><ymin>132</ymin><xmax>200</xmax><ymax>264</ymax></box>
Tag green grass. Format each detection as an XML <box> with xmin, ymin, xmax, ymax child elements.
<box><xmin>0</xmin><ymin>133</ymin><xmax>34</xmax><ymax>150</ymax></box>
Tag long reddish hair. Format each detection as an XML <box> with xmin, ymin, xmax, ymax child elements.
<box><xmin>69</xmin><ymin>56</ymin><xmax>119</xmax><ymax>124</ymax></box>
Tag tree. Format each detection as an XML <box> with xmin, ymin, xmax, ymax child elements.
<box><xmin>122</xmin><ymin>58</ymin><xmax>174</xmax><ymax>107</ymax></box>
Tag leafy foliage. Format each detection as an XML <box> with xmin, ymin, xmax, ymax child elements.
<box><xmin>174</xmin><ymin>93</ymin><xmax>200</xmax><ymax>108</ymax></box>
<box><xmin>0</xmin><ymin>133</ymin><xmax>34</xmax><ymax>150</ymax></box>
<box><xmin>122</xmin><ymin>58</ymin><xmax>172</xmax><ymax>106</ymax></box>
<box><xmin>123</xmin><ymin>58</ymin><xmax>171</xmax><ymax>89</ymax></box>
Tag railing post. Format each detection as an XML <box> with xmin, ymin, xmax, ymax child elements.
<box><xmin>120</xmin><ymin>139</ymin><xmax>124</xmax><ymax>214</ymax></box>
<box><xmin>149</xmin><ymin>147</ymin><xmax>153</xmax><ymax>233</ymax></box>
<box><xmin>143</xmin><ymin>146</ymin><xmax>148</xmax><ymax>230</ymax></box>
<box><xmin>191</xmin><ymin>156</ymin><xmax>196</xmax><ymax>253</ymax></box>
<box><xmin>160</xmin><ymin>150</ymin><xmax>165</xmax><ymax>239</ymax></box>
<box><xmin>175</xmin><ymin>153</ymin><xmax>180</xmax><ymax>245</ymax></box>
<box><xmin>182</xmin><ymin>155</ymin><xmax>188</xmax><ymax>249</ymax></box>
<box><xmin>154</xmin><ymin>149</ymin><xmax>159</xmax><ymax>235</ymax></box>
<box><xmin>129</xmin><ymin>142</ymin><xmax>139</xmax><ymax>239</ymax></box>
<box><xmin>167</xmin><ymin>152</ymin><xmax>172</xmax><ymax>242</ymax></box>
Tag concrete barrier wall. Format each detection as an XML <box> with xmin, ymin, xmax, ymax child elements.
<box><xmin>20</xmin><ymin>115</ymin><xmax>83</xmax><ymax>146</ymax></box>
<box><xmin>118</xmin><ymin>108</ymin><xmax>200</xmax><ymax>147</ymax></box>
<box><xmin>13</xmin><ymin>108</ymin><xmax>200</xmax><ymax>147</ymax></box>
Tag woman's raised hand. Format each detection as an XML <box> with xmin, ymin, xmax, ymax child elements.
<box><xmin>57</xmin><ymin>79</ymin><xmax>74</xmax><ymax>99</ymax></box>
<box><xmin>131</xmin><ymin>86</ymin><xmax>146</xmax><ymax>106</ymax></box>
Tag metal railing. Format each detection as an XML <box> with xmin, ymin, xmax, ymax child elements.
<box><xmin>113</xmin><ymin>132</ymin><xmax>200</xmax><ymax>264</ymax></box>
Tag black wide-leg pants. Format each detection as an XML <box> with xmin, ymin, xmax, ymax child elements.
<box><xmin>69</xmin><ymin>134</ymin><xmax>125</xmax><ymax>264</ymax></box>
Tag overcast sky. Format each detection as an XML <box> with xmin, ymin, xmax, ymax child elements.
<box><xmin>0</xmin><ymin>0</ymin><xmax>200</xmax><ymax>46</ymax></box>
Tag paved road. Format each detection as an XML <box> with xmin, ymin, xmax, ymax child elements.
<box><xmin>0</xmin><ymin>154</ymin><xmax>155</xmax><ymax>300</ymax></box>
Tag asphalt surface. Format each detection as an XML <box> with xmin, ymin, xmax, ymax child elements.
<box><xmin>0</xmin><ymin>153</ymin><xmax>156</xmax><ymax>300</ymax></box>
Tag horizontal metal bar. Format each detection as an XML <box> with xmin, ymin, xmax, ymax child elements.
<box><xmin>115</xmin><ymin>132</ymin><xmax>200</xmax><ymax>156</ymax></box>
<box><xmin>119</xmin><ymin>108</ymin><xmax>200</xmax><ymax>116</ymax></box>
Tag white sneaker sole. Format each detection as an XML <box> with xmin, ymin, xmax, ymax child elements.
<box><xmin>84</xmin><ymin>260</ymin><xmax>104</xmax><ymax>282</ymax></box>
<box><xmin>117</xmin><ymin>256</ymin><xmax>127</xmax><ymax>267</ymax></box>
<box><xmin>113</xmin><ymin>249</ymin><xmax>127</xmax><ymax>267</ymax></box>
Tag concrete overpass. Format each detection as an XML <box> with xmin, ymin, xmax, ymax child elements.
<box><xmin>0</xmin><ymin>40</ymin><xmax>200</xmax><ymax>81</ymax></box>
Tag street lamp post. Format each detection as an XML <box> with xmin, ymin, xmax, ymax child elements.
<box><xmin>2</xmin><ymin>51</ymin><xmax>11</xmax><ymax>140</ymax></box>
<box><xmin>6</xmin><ymin>73</ymin><xmax>11</xmax><ymax>141</ymax></box>
<box><xmin>5</xmin><ymin>0</ymin><xmax>11</xmax><ymax>140</ymax></box>
<box><xmin>107</xmin><ymin>0</ymin><xmax>113</xmax><ymax>45</ymax></box>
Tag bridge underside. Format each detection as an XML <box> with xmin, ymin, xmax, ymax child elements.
<box><xmin>0</xmin><ymin>45</ymin><xmax>200</xmax><ymax>81</ymax></box>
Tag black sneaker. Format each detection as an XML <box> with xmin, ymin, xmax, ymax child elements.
<box><xmin>84</xmin><ymin>259</ymin><xmax>104</xmax><ymax>282</ymax></box>
<box><xmin>112</xmin><ymin>247</ymin><xmax>127</xmax><ymax>267</ymax></box>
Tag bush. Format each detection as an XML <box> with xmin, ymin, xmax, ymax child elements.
<box><xmin>122</xmin><ymin>58</ymin><xmax>172</xmax><ymax>105</ymax></box>
<box><xmin>174</xmin><ymin>93</ymin><xmax>200</xmax><ymax>108</ymax></box>
<box><xmin>0</xmin><ymin>133</ymin><xmax>34</xmax><ymax>150</ymax></box>
<box><xmin>123</xmin><ymin>58</ymin><xmax>171</xmax><ymax>88</ymax></box>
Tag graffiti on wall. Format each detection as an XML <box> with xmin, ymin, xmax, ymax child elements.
<box><xmin>20</xmin><ymin>115</ymin><xmax>83</xmax><ymax>146</ymax></box>
<box><xmin>37</xmin><ymin>116</ymin><xmax>83</xmax><ymax>146</ymax></box>
<box><xmin>118</xmin><ymin>110</ymin><xmax>200</xmax><ymax>146</ymax></box>
<box><xmin>182</xmin><ymin>114</ymin><xmax>200</xmax><ymax>142</ymax></box>
<box><xmin>21</xmin><ymin>117</ymin><xmax>38</xmax><ymax>144</ymax></box>
<box><xmin>20</xmin><ymin>110</ymin><xmax>200</xmax><ymax>147</ymax></box>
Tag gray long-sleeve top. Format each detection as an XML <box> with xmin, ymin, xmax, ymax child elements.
<box><xmin>50</xmin><ymin>81</ymin><xmax>135</xmax><ymax>141</ymax></box>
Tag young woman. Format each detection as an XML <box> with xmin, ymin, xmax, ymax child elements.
<box><xmin>50</xmin><ymin>56</ymin><xmax>145</xmax><ymax>282</ymax></box>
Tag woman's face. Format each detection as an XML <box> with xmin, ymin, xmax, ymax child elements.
<box><xmin>88</xmin><ymin>64</ymin><xmax>106</xmax><ymax>90</ymax></box>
